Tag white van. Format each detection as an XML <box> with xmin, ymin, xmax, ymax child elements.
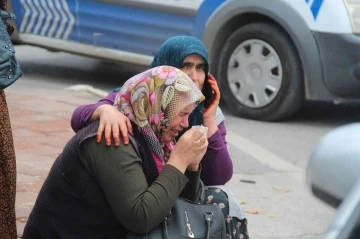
<box><xmin>9</xmin><ymin>0</ymin><xmax>360</xmax><ymax>120</ymax></box>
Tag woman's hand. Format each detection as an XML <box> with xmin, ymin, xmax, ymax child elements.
<box><xmin>167</xmin><ymin>128</ymin><xmax>208</xmax><ymax>173</ymax></box>
<box><xmin>203</xmin><ymin>74</ymin><xmax>220</xmax><ymax>119</ymax></box>
<box><xmin>203</xmin><ymin>74</ymin><xmax>220</xmax><ymax>138</ymax></box>
<box><xmin>95</xmin><ymin>105</ymin><xmax>133</xmax><ymax>146</ymax></box>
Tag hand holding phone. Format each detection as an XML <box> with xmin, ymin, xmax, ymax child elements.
<box><xmin>204</xmin><ymin>74</ymin><xmax>220</xmax><ymax>115</ymax></box>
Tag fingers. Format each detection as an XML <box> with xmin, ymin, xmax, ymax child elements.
<box><xmin>209</xmin><ymin>79</ymin><xmax>220</xmax><ymax>94</ymax></box>
<box><xmin>198</xmin><ymin>126</ymin><xmax>208</xmax><ymax>136</ymax></box>
<box><xmin>208</xmin><ymin>75</ymin><xmax>220</xmax><ymax>97</ymax></box>
<box><xmin>96</xmin><ymin>124</ymin><xmax>105</xmax><ymax>143</ymax></box>
<box><xmin>191</xmin><ymin>128</ymin><xmax>205</xmax><ymax>141</ymax></box>
<box><xmin>208</xmin><ymin>73</ymin><xmax>216</xmax><ymax>81</ymax></box>
<box><xmin>195</xmin><ymin>134</ymin><xmax>208</xmax><ymax>154</ymax></box>
<box><xmin>210</xmin><ymin>80</ymin><xmax>219</xmax><ymax>91</ymax></box>
<box><xmin>208</xmin><ymin>74</ymin><xmax>218</xmax><ymax>86</ymax></box>
<box><xmin>195</xmin><ymin>134</ymin><xmax>207</xmax><ymax>146</ymax></box>
<box><xmin>126</xmin><ymin>118</ymin><xmax>133</xmax><ymax>135</ymax></box>
<box><xmin>96</xmin><ymin>106</ymin><xmax>134</xmax><ymax>147</ymax></box>
<box><xmin>199</xmin><ymin>139</ymin><xmax>209</xmax><ymax>154</ymax></box>
<box><xmin>112</xmin><ymin>124</ymin><xmax>121</xmax><ymax>147</ymax></box>
<box><xmin>193</xmin><ymin>129</ymin><xmax>208</xmax><ymax>150</ymax></box>
<box><xmin>119</xmin><ymin>121</ymin><xmax>129</xmax><ymax>145</ymax></box>
<box><xmin>98</xmin><ymin>123</ymin><xmax>131</xmax><ymax>147</ymax></box>
<box><xmin>179</xmin><ymin>128</ymin><xmax>208</xmax><ymax>154</ymax></box>
<box><xmin>204</xmin><ymin>80</ymin><xmax>220</xmax><ymax>114</ymax></box>
<box><xmin>104</xmin><ymin>124</ymin><xmax>112</xmax><ymax>146</ymax></box>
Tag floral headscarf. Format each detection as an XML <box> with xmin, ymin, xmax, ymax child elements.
<box><xmin>114</xmin><ymin>66</ymin><xmax>205</xmax><ymax>173</ymax></box>
<box><xmin>112</xmin><ymin>36</ymin><xmax>212</xmax><ymax>130</ymax></box>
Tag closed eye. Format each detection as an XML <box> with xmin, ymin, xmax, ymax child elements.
<box><xmin>179</xmin><ymin>112</ymin><xmax>190</xmax><ymax>117</ymax></box>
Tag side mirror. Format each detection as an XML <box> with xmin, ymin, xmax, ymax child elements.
<box><xmin>307</xmin><ymin>123</ymin><xmax>360</xmax><ymax>238</ymax></box>
<box><xmin>307</xmin><ymin>123</ymin><xmax>360</xmax><ymax>207</ymax></box>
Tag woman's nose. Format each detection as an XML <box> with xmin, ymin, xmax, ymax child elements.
<box><xmin>188</xmin><ymin>68</ymin><xmax>198</xmax><ymax>82</ymax></box>
<box><xmin>180</xmin><ymin>118</ymin><xmax>189</xmax><ymax>129</ymax></box>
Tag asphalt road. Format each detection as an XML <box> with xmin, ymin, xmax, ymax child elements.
<box><xmin>11</xmin><ymin>45</ymin><xmax>360</xmax><ymax>238</ymax></box>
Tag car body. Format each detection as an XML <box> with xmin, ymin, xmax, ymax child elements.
<box><xmin>307</xmin><ymin>123</ymin><xmax>360</xmax><ymax>238</ymax></box>
<box><xmin>9</xmin><ymin>0</ymin><xmax>360</xmax><ymax>120</ymax></box>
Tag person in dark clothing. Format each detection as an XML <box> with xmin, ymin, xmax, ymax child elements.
<box><xmin>22</xmin><ymin>66</ymin><xmax>207</xmax><ymax>238</ymax></box>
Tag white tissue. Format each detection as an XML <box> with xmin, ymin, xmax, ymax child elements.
<box><xmin>192</xmin><ymin>125</ymin><xmax>208</xmax><ymax>138</ymax></box>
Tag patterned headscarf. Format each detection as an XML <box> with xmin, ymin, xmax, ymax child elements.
<box><xmin>114</xmin><ymin>66</ymin><xmax>205</xmax><ymax>173</ymax></box>
<box><xmin>150</xmin><ymin>36</ymin><xmax>213</xmax><ymax>126</ymax></box>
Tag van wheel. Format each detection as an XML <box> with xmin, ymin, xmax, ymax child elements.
<box><xmin>217</xmin><ymin>22</ymin><xmax>304</xmax><ymax>121</ymax></box>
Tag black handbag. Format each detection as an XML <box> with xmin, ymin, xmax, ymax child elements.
<box><xmin>127</xmin><ymin>136</ymin><xmax>227</xmax><ymax>239</ymax></box>
<box><xmin>126</xmin><ymin>194</ymin><xmax>226</xmax><ymax>239</ymax></box>
<box><xmin>0</xmin><ymin>10</ymin><xmax>22</xmax><ymax>90</ymax></box>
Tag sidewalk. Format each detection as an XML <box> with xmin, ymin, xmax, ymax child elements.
<box><xmin>6</xmin><ymin>87</ymin><xmax>335</xmax><ymax>238</ymax></box>
<box><xmin>6</xmin><ymin>88</ymin><xmax>96</xmax><ymax>237</ymax></box>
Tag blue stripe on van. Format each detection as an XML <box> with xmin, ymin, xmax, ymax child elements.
<box><xmin>310</xmin><ymin>0</ymin><xmax>324</xmax><ymax>19</ymax></box>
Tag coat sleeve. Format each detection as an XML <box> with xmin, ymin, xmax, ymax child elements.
<box><xmin>70</xmin><ymin>91</ymin><xmax>117</xmax><ymax>132</ymax></box>
<box><xmin>79</xmin><ymin>137</ymin><xmax>201</xmax><ymax>234</ymax></box>
<box><xmin>200</xmin><ymin>121</ymin><xmax>233</xmax><ymax>186</ymax></box>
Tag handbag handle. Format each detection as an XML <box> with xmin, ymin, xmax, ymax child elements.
<box><xmin>163</xmin><ymin>217</ymin><xmax>169</xmax><ymax>239</ymax></box>
<box><xmin>205</xmin><ymin>212</ymin><xmax>213</xmax><ymax>239</ymax></box>
<box><xmin>199</xmin><ymin>180</ymin><xmax>205</xmax><ymax>203</ymax></box>
<box><xmin>162</xmin><ymin>212</ymin><xmax>214</xmax><ymax>239</ymax></box>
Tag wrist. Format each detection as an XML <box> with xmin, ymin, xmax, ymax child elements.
<box><xmin>89</xmin><ymin>104</ymin><xmax>109</xmax><ymax>123</ymax></box>
<box><xmin>167</xmin><ymin>156</ymin><xmax>188</xmax><ymax>173</ymax></box>
<box><xmin>97</xmin><ymin>104</ymin><xmax>112</xmax><ymax>112</ymax></box>
<box><xmin>203</xmin><ymin>117</ymin><xmax>217</xmax><ymax>128</ymax></box>
<box><xmin>203</xmin><ymin>116</ymin><xmax>216</xmax><ymax>123</ymax></box>
<box><xmin>187</xmin><ymin>164</ymin><xmax>200</xmax><ymax>172</ymax></box>
<box><xmin>202</xmin><ymin>118</ymin><xmax>218</xmax><ymax>138</ymax></box>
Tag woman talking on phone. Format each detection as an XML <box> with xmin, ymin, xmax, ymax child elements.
<box><xmin>72</xmin><ymin>36</ymin><xmax>232</xmax><ymax>186</ymax></box>
<box><xmin>71</xmin><ymin>36</ymin><xmax>249</xmax><ymax>238</ymax></box>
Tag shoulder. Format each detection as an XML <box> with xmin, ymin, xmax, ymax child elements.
<box><xmin>80</xmin><ymin>136</ymin><xmax>141</xmax><ymax>165</ymax></box>
<box><xmin>78</xmin><ymin>136</ymin><xmax>143</xmax><ymax>181</ymax></box>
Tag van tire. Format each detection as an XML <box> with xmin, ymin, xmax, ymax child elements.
<box><xmin>217</xmin><ymin>22</ymin><xmax>304</xmax><ymax>121</ymax></box>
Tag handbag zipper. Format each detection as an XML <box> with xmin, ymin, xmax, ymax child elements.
<box><xmin>185</xmin><ymin>210</ymin><xmax>195</xmax><ymax>238</ymax></box>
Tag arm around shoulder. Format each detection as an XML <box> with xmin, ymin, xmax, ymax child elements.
<box><xmin>70</xmin><ymin>92</ymin><xmax>117</xmax><ymax>132</ymax></box>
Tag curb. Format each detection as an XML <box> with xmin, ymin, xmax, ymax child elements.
<box><xmin>64</xmin><ymin>84</ymin><xmax>108</xmax><ymax>98</ymax></box>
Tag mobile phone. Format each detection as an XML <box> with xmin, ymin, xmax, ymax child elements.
<box><xmin>203</xmin><ymin>74</ymin><xmax>215</xmax><ymax>109</ymax></box>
